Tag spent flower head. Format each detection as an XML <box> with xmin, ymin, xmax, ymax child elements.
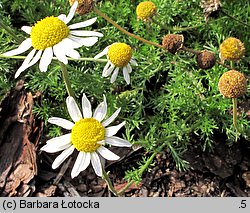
<box><xmin>3</xmin><ymin>1</ymin><xmax>103</xmax><ymax>78</ymax></box>
<box><xmin>162</xmin><ymin>34</ymin><xmax>184</xmax><ymax>54</ymax></box>
<box><xmin>196</xmin><ymin>50</ymin><xmax>216</xmax><ymax>70</ymax></box>
<box><xmin>219</xmin><ymin>37</ymin><xmax>245</xmax><ymax>63</ymax></box>
<box><xmin>136</xmin><ymin>1</ymin><xmax>157</xmax><ymax>22</ymax></box>
<box><xmin>94</xmin><ymin>42</ymin><xmax>138</xmax><ymax>85</ymax></box>
<box><xmin>218</xmin><ymin>70</ymin><xmax>247</xmax><ymax>98</ymax></box>
<box><xmin>41</xmin><ymin>94</ymin><xmax>132</xmax><ymax>178</ymax></box>
<box><xmin>200</xmin><ymin>0</ymin><xmax>222</xmax><ymax>22</ymax></box>
<box><xmin>69</xmin><ymin>0</ymin><xmax>94</xmax><ymax>15</ymax></box>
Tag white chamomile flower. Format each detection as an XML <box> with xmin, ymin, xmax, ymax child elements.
<box><xmin>41</xmin><ymin>93</ymin><xmax>132</xmax><ymax>178</ymax></box>
<box><xmin>3</xmin><ymin>1</ymin><xmax>103</xmax><ymax>78</ymax></box>
<box><xmin>94</xmin><ymin>42</ymin><xmax>138</xmax><ymax>85</ymax></box>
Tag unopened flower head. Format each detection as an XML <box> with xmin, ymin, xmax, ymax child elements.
<box><xmin>196</xmin><ymin>50</ymin><xmax>216</xmax><ymax>69</ymax></box>
<box><xmin>94</xmin><ymin>42</ymin><xmax>138</xmax><ymax>85</ymax></box>
<box><xmin>218</xmin><ymin>70</ymin><xmax>247</xmax><ymax>98</ymax></box>
<box><xmin>69</xmin><ymin>0</ymin><xmax>94</xmax><ymax>15</ymax></box>
<box><xmin>41</xmin><ymin>94</ymin><xmax>132</xmax><ymax>178</ymax></box>
<box><xmin>136</xmin><ymin>1</ymin><xmax>157</xmax><ymax>22</ymax></box>
<box><xmin>162</xmin><ymin>34</ymin><xmax>184</xmax><ymax>54</ymax></box>
<box><xmin>219</xmin><ymin>37</ymin><xmax>245</xmax><ymax>63</ymax></box>
<box><xmin>3</xmin><ymin>1</ymin><xmax>103</xmax><ymax>78</ymax></box>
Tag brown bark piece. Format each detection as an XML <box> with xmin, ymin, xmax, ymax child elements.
<box><xmin>0</xmin><ymin>80</ymin><xmax>38</xmax><ymax>196</ymax></box>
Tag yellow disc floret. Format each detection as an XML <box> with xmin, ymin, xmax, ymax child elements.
<box><xmin>71</xmin><ymin>118</ymin><xmax>105</xmax><ymax>152</ymax></box>
<box><xmin>31</xmin><ymin>16</ymin><xmax>70</xmax><ymax>50</ymax></box>
<box><xmin>219</xmin><ymin>37</ymin><xmax>245</xmax><ymax>62</ymax></box>
<box><xmin>136</xmin><ymin>1</ymin><xmax>157</xmax><ymax>21</ymax></box>
<box><xmin>218</xmin><ymin>70</ymin><xmax>247</xmax><ymax>98</ymax></box>
<box><xmin>107</xmin><ymin>43</ymin><xmax>132</xmax><ymax>67</ymax></box>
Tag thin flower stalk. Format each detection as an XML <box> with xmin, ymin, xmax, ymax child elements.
<box><xmin>93</xmin><ymin>7</ymin><xmax>162</xmax><ymax>49</ymax></box>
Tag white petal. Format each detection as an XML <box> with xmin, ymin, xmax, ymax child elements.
<box><xmin>61</xmin><ymin>37</ymin><xmax>82</xmax><ymax>49</ymax></box>
<box><xmin>3</xmin><ymin>38</ymin><xmax>32</xmax><ymax>56</ymax></box>
<box><xmin>15</xmin><ymin>69</ymin><xmax>25</xmax><ymax>79</ymax></box>
<box><xmin>94</xmin><ymin>51</ymin><xmax>106</xmax><ymax>60</ymax></box>
<box><xmin>68</xmin><ymin>17</ymin><xmax>97</xmax><ymax>29</ymax></box>
<box><xmin>110</xmin><ymin>67</ymin><xmax>119</xmax><ymax>83</ymax></box>
<box><xmin>65</xmin><ymin>49</ymin><xmax>80</xmax><ymax>59</ymax></box>
<box><xmin>123</xmin><ymin>66</ymin><xmax>130</xmax><ymax>84</ymax></box>
<box><xmin>15</xmin><ymin>49</ymin><xmax>36</xmax><ymax>78</ymax></box>
<box><xmin>103</xmin><ymin>63</ymin><xmax>115</xmax><ymax>77</ymax></box>
<box><xmin>97</xmin><ymin>140</ymin><xmax>105</xmax><ymax>145</ymax></box>
<box><xmin>105</xmin><ymin>121</ymin><xmax>126</xmax><ymax>137</ymax></box>
<box><xmin>93</xmin><ymin>95</ymin><xmax>107</xmax><ymax>122</ymax></box>
<box><xmin>48</xmin><ymin>117</ymin><xmax>74</xmax><ymax>130</ymax></box>
<box><xmin>102</xmin><ymin>108</ymin><xmax>121</xmax><ymax>127</ymax></box>
<box><xmin>39</xmin><ymin>47</ymin><xmax>53</xmax><ymax>72</ymax></box>
<box><xmin>58</xmin><ymin>14</ymin><xmax>67</xmax><ymax>22</ymax></box>
<box><xmin>102</xmin><ymin>61</ymin><xmax>111</xmax><ymax>74</ymax></box>
<box><xmin>130</xmin><ymin>58</ymin><xmax>138</xmax><ymax>66</ymax></box>
<box><xmin>69</xmin><ymin>35</ymin><xmax>98</xmax><ymax>47</ymax></box>
<box><xmin>53</xmin><ymin>42</ymin><xmax>68</xmax><ymax>64</ymax></box>
<box><xmin>41</xmin><ymin>134</ymin><xmax>71</xmax><ymax>153</ymax></box>
<box><xmin>20</xmin><ymin>49</ymin><xmax>36</xmax><ymax>67</ymax></box>
<box><xmin>71</xmin><ymin>152</ymin><xmax>91</xmax><ymax>178</ymax></box>
<box><xmin>70</xmin><ymin>30</ymin><xmax>103</xmax><ymax>37</ymax></box>
<box><xmin>21</xmin><ymin>26</ymin><xmax>32</xmax><ymax>34</ymax></box>
<box><xmin>66</xmin><ymin>96</ymin><xmax>82</xmax><ymax>122</ymax></box>
<box><xmin>46</xmin><ymin>133</ymin><xmax>71</xmax><ymax>145</ymax></box>
<box><xmin>52</xmin><ymin>145</ymin><xmax>75</xmax><ymax>169</ymax></box>
<box><xmin>105</xmin><ymin>136</ymin><xmax>132</xmax><ymax>147</ymax></box>
<box><xmin>27</xmin><ymin>50</ymin><xmax>42</xmax><ymax>67</ymax></box>
<box><xmin>82</xmin><ymin>93</ymin><xmax>92</xmax><ymax>118</ymax></box>
<box><xmin>127</xmin><ymin>63</ymin><xmax>132</xmax><ymax>73</ymax></box>
<box><xmin>64</xmin><ymin>1</ymin><xmax>78</xmax><ymax>24</ymax></box>
<box><xmin>41</xmin><ymin>142</ymin><xmax>72</xmax><ymax>153</ymax></box>
<box><xmin>71</xmin><ymin>152</ymin><xmax>84</xmax><ymax>178</ymax></box>
<box><xmin>94</xmin><ymin>46</ymin><xmax>110</xmax><ymax>59</ymax></box>
<box><xmin>97</xmin><ymin>146</ymin><xmax>119</xmax><ymax>160</ymax></box>
<box><xmin>90</xmin><ymin>152</ymin><xmax>103</xmax><ymax>177</ymax></box>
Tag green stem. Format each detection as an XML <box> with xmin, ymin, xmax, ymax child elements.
<box><xmin>181</xmin><ymin>46</ymin><xmax>201</xmax><ymax>55</ymax></box>
<box><xmin>102</xmin><ymin>169</ymin><xmax>118</xmax><ymax>196</ymax></box>
<box><xmin>117</xmin><ymin>151</ymin><xmax>157</xmax><ymax>196</ymax></box>
<box><xmin>59</xmin><ymin>62</ymin><xmax>75</xmax><ymax>98</ymax></box>
<box><xmin>152</xmin><ymin>18</ymin><xmax>204</xmax><ymax>32</ymax></box>
<box><xmin>93</xmin><ymin>7</ymin><xmax>163</xmax><ymax>49</ymax></box>
<box><xmin>116</xmin><ymin>123</ymin><xmax>202</xmax><ymax>196</ymax></box>
<box><xmin>216</xmin><ymin>60</ymin><xmax>234</xmax><ymax>70</ymax></box>
<box><xmin>232</xmin><ymin>98</ymin><xmax>240</xmax><ymax>133</ymax></box>
<box><xmin>221</xmin><ymin>10</ymin><xmax>250</xmax><ymax>28</ymax></box>
<box><xmin>0</xmin><ymin>54</ymin><xmax>108</xmax><ymax>63</ymax></box>
<box><xmin>116</xmin><ymin>133</ymin><xmax>177</xmax><ymax>196</ymax></box>
<box><xmin>0</xmin><ymin>19</ymin><xmax>23</xmax><ymax>43</ymax></box>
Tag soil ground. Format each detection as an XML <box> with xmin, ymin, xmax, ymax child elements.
<box><xmin>0</xmin><ymin>83</ymin><xmax>250</xmax><ymax>197</ymax></box>
<box><xmin>37</xmin><ymin>134</ymin><xmax>250</xmax><ymax>197</ymax></box>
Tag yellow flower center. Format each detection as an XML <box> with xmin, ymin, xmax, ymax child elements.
<box><xmin>71</xmin><ymin>118</ymin><xmax>105</xmax><ymax>152</ymax></box>
<box><xmin>218</xmin><ymin>70</ymin><xmax>247</xmax><ymax>98</ymax></box>
<box><xmin>107</xmin><ymin>43</ymin><xmax>132</xmax><ymax>67</ymax></box>
<box><xmin>30</xmin><ymin>16</ymin><xmax>70</xmax><ymax>50</ymax></box>
<box><xmin>219</xmin><ymin>37</ymin><xmax>245</xmax><ymax>62</ymax></box>
<box><xmin>136</xmin><ymin>1</ymin><xmax>157</xmax><ymax>21</ymax></box>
